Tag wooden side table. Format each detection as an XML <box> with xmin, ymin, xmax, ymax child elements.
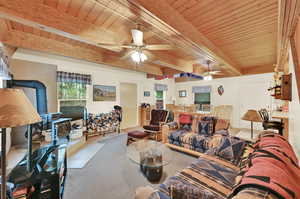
<box><xmin>272</xmin><ymin>111</ymin><xmax>289</xmax><ymax>139</ymax></box>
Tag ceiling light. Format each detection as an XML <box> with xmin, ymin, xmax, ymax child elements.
<box><xmin>131</xmin><ymin>51</ymin><xmax>147</xmax><ymax>63</ymax></box>
<box><xmin>203</xmin><ymin>75</ymin><xmax>213</xmax><ymax>81</ymax></box>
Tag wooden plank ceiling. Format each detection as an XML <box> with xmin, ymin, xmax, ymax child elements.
<box><xmin>0</xmin><ymin>0</ymin><xmax>279</xmax><ymax>77</ymax></box>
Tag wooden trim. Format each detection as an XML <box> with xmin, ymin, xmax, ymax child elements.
<box><xmin>290</xmin><ymin>20</ymin><xmax>300</xmax><ymax>102</ymax></box>
<box><xmin>126</xmin><ymin>0</ymin><xmax>242</xmax><ymax>76</ymax></box>
<box><xmin>242</xmin><ymin>65</ymin><xmax>274</xmax><ymax>75</ymax></box>
<box><xmin>277</xmin><ymin>0</ymin><xmax>300</xmax><ymax>70</ymax></box>
<box><xmin>0</xmin><ymin>30</ymin><xmax>163</xmax><ymax>75</ymax></box>
<box><xmin>165</xmin><ymin>143</ymin><xmax>239</xmax><ymax>171</ymax></box>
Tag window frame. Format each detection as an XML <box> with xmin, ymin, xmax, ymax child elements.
<box><xmin>57</xmin><ymin>82</ymin><xmax>89</xmax><ymax>111</ymax></box>
<box><xmin>194</xmin><ymin>92</ymin><xmax>211</xmax><ymax>112</ymax></box>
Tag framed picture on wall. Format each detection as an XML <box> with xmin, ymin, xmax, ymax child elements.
<box><xmin>93</xmin><ymin>85</ymin><xmax>116</xmax><ymax>101</ymax></box>
<box><xmin>144</xmin><ymin>91</ymin><xmax>150</xmax><ymax>97</ymax></box>
<box><xmin>179</xmin><ymin>90</ymin><xmax>187</xmax><ymax>97</ymax></box>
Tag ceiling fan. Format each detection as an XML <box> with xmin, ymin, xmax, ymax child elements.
<box><xmin>99</xmin><ymin>28</ymin><xmax>174</xmax><ymax>63</ymax></box>
<box><xmin>202</xmin><ymin>60</ymin><xmax>223</xmax><ymax>80</ymax></box>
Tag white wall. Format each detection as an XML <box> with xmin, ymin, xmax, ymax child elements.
<box><xmin>12</xmin><ymin>49</ymin><xmax>175</xmax><ymax>123</ymax></box>
<box><xmin>288</xmin><ymin>47</ymin><xmax>300</xmax><ymax>158</ymax></box>
<box><xmin>175</xmin><ymin>73</ymin><xmax>273</xmax><ymax>129</ymax></box>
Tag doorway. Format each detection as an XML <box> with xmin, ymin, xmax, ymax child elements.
<box><xmin>156</xmin><ymin>90</ymin><xmax>164</xmax><ymax>109</ymax></box>
<box><xmin>120</xmin><ymin>83</ymin><xmax>138</xmax><ymax>129</ymax></box>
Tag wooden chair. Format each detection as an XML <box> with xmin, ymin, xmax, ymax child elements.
<box><xmin>143</xmin><ymin>109</ymin><xmax>169</xmax><ymax>141</ymax></box>
<box><xmin>259</xmin><ymin>109</ymin><xmax>283</xmax><ymax>135</ymax></box>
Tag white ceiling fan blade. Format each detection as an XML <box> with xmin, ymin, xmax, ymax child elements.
<box><xmin>209</xmin><ymin>71</ymin><xmax>223</xmax><ymax>75</ymax></box>
<box><xmin>131</xmin><ymin>29</ymin><xmax>143</xmax><ymax>46</ymax></box>
<box><xmin>121</xmin><ymin>45</ymin><xmax>135</xmax><ymax>49</ymax></box>
<box><xmin>121</xmin><ymin>50</ymin><xmax>134</xmax><ymax>60</ymax></box>
<box><xmin>144</xmin><ymin>44</ymin><xmax>174</xmax><ymax>50</ymax></box>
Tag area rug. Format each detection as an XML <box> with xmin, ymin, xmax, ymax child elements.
<box><xmin>68</xmin><ymin>142</ymin><xmax>105</xmax><ymax>169</ymax></box>
<box><xmin>64</xmin><ymin>134</ymin><xmax>197</xmax><ymax>199</ymax></box>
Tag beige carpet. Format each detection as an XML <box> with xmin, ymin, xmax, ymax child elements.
<box><xmin>64</xmin><ymin>134</ymin><xmax>196</xmax><ymax>199</ymax></box>
<box><xmin>68</xmin><ymin>141</ymin><xmax>105</xmax><ymax>169</ymax></box>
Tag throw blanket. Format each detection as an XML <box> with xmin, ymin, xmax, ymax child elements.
<box><xmin>231</xmin><ymin>133</ymin><xmax>300</xmax><ymax>199</ymax></box>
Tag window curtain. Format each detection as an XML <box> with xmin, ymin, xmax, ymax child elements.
<box><xmin>0</xmin><ymin>50</ymin><xmax>10</xmax><ymax>80</ymax></box>
<box><xmin>57</xmin><ymin>71</ymin><xmax>91</xmax><ymax>85</ymax></box>
<box><xmin>192</xmin><ymin>86</ymin><xmax>211</xmax><ymax>93</ymax></box>
<box><xmin>154</xmin><ymin>83</ymin><xmax>168</xmax><ymax>91</ymax></box>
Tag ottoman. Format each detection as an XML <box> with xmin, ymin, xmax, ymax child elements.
<box><xmin>127</xmin><ymin>130</ymin><xmax>149</xmax><ymax>145</ymax></box>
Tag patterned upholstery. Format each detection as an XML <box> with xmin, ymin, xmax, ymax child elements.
<box><xmin>196</xmin><ymin>120</ymin><xmax>214</xmax><ymax>136</ymax></box>
<box><xmin>156</xmin><ymin>158</ymin><xmax>239</xmax><ymax>199</ymax></box>
<box><xmin>215</xmin><ymin>119</ymin><xmax>230</xmax><ymax>131</ymax></box>
<box><xmin>206</xmin><ymin>136</ymin><xmax>247</xmax><ymax>166</ymax></box>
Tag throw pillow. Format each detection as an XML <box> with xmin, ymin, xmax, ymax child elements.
<box><xmin>197</xmin><ymin>120</ymin><xmax>214</xmax><ymax>136</ymax></box>
<box><xmin>215</xmin><ymin>119</ymin><xmax>230</xmax><ymax>131</ymax></box>
<box><xmin>178</xmin><ymin>114</ymin><xmax>193</xmax><ymax>124</ymax></box>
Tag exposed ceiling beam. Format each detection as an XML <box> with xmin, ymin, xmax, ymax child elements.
<box><xmin>126</xmin><ymin>0</ymin><xmax>242</xmax><ymax>76</ymax></box>
<box><xmin>277</xmin><ymin>0</ymin><xmax>300</xmax><ymax>70</ymax></box>
<box><xmin>0</xmin><ymin>29</ymin><xmax>163</xmax><ymax>75</ymax></box>
<box><xmin>0</xmin><ymin>0</ymin><xmax>124</xmax><ymax>52</ymax></box>
<box><xmin>241</xmin><ymin>65</ymin><xmax>274</xmax><ymax>75</ymax></box>
<box><xmin>150</xmin><ymin>51</ymin><xmax>194</xmax><ymax>72</ymax></box>
<box><xmin>0</xmin><ymin>0</ymin><xmax>192</xmax><ymax>74</ymax></box>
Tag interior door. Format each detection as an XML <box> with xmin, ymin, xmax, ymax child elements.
<box><xmin>238</xmin><ymin>82</ymin><xmax>271</xmax><ymax>130</ymax></box>
<box><xmin>120</xmin><ymin>83</ymin><xmax>138</xmax><ymax>129</ymax></box>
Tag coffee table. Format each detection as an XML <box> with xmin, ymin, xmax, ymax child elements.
<box><xmin>127</xmin><ymin>140</ymin><xmax>173</xmax><ymax>182</ymax></box>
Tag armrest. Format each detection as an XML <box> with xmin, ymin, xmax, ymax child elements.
<box><xmin>166</xmin><ymin>121</ymin><xmax>178</xmax><ymax>130</ymax></box>
<box><xmin>161</xmin><ymin>124</ymin><xmax>170</xmax><ymax>143</ymax></box>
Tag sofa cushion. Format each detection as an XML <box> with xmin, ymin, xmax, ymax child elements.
<box><xmin>158</xmin><ymin>157</ymin><xmax>239</xmax><ymax>199</ymax></box>
<box><xmin>143</xmin><ymin>125</ymin><xmax>160</xmax><ymax>131</ymax></box>
<box><xmin>215</xmin><ymin>119</ymin><xmax>230</xmax><ymax>131</ymax></box>
<box><xmin>150</xmin><ymin>109</ymin><xmax>169</xmax><ymax>125</ymax></box>
<box><xmin>170</xmin><ymin>183</ymin><xmax>214</xmax><ymax>199</ymax></box>
<box><xmin>168</xmin><ymin>130</ymin><xmax>188</xmax><ymax>142</ymax></box>
<box><xmin>209</xmin><ymin>136</ymin><xmax>247</xmax><ymax>166</ymax></box>
<box><xmin>197</xmin><ymin>120</ymin><xmax>214</xmax><ymax>136</ymax></box>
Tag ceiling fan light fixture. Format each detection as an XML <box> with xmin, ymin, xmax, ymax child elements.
<box><xmin>203</xmin><ymin>75</ymin><xmax>213</xmax><ymax>81</ymax></box>
<box><xmin>131</xmin><ymin>51</ymin><xmax>147</xmax><ymax>63</ymax></box>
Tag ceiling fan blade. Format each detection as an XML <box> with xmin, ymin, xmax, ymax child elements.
<box><xmin>209</xmin><ymin>71</ymin><xmax>223</xmax><ymax>75</ymax></box>
<box><xmin>121</xmin><ymin>45</ymin><xmax>135</xmax><ymax>49</ymax></box>
<box><xmin>131</xmin><ymin>29</ymin><xmax>143</xmax><ymax>46</ymax></box>
<box><xmin>142</xmin><ymin>50</ymin><xmax>155</xmax><ymax>61</ymax></box>
<box><xmin>121</xmin><ymin>50</ymin><xmax>133</xmax><ymax>60</ymax></box>
<box><xmin>144</xmin><ymin>44</ymin><xmax>174</xmax><ymax>50</ymax></box>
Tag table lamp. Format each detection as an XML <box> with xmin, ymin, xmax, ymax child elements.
<box><xmin>242</xmin><ymin>109</ymin><xmax>263</xmax><ymax>139</ymax></box>
<box><xmin>0</xmin><ymin>89</ymin><xmax>41</xmax><ymax>199</ymax></box>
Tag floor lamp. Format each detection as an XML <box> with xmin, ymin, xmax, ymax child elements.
<box><xmin>242</xmin><ymin>109</ymin><xmax>263</xmax><ymax>139</ymax></box>
<box><xmin>0</xmin><ymin>89</ymin><xmax>41</xmax><ymax>199</ymax></box>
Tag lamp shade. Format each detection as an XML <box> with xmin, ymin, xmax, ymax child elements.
<box><xmin>242</xmin><ymin>109</ymin><xmax>263</xmax><ymax>122</ymax></box>
<box><xmin>0</xmin><ymin>88</ymin><xmax>41</xmax><ymax>128</ymax></box>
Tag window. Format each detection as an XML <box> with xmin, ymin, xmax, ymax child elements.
<box><xmin>194</xmin><ymin>92</ymin><xmax>211</xmax><ymax>112</ymax></box>
<box><xmin>156</xmin><ymin>90</ymin><xmax>164</xmax><ymax>109</ymax></box>
<box><xmin>58</xmin><ymin>82</ymin><xmax>88</xmax><ymax>109</ymax></box>
<box><xmin>57</xmin><ymin>71</ymin><xmax>91</xmax><ymax>111</ymax></box>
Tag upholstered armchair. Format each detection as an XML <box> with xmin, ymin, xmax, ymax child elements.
<box><xmin>143</xmin><ymin>109</ymin><xmax>169</xmax><ymax>141</ymax></box>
